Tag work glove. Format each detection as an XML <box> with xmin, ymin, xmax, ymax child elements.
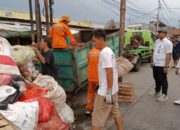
<box><xmin>105</xmin><ymin>88</ymin><xmax>113</xmax><ymax>105</ymax></box>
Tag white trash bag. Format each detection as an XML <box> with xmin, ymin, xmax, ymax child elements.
<box><xmin>0</xmin><ymin>101</ymin><xmax>39</xmax><ymax>130</ymax></box>
<box><xmin>33</xmin><ymin>74</ymin><xmax>66</xmax><ymax>114</ymax></box>
<box><xmin>11</xmin><ymin>45</ymin><xmax>35</xmax><ymax>66</ymax></box>
<box><xmin>0</xmin><ymin>37</ymin><xmax>12</xmax><ymax>56</ymax></box>
<box><xmin>0</xmin><ymin>85</ymin><xmax>16</xmax><ymax>102</ymax></box>
<box><xmin>59</xmin><ymin>103</ymin><xmax>74</xmax><ymax>124</ymax></box>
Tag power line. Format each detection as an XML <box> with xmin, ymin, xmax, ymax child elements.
<box><xmin>78</xmin><ymin>0</ymin><xmax>105</xmax><ymax>20</ymax></box>
<box><xmin>96</xmin><ymin>0</ymin><xmax>119</xmax><ymax>15</ymax></box>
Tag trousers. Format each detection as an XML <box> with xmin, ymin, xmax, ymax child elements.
<box><xmin>153</xmin><ymin>66</ymin><xmax>168</xmax><ymax>95</ymax></box>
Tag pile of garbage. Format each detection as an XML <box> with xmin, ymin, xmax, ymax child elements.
<box><xmin>0</xmin><ymin>37</ymin><xmax>74</xmax><ymax>130</ymax></box>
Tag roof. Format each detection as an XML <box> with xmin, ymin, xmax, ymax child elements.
<box><xmin>168</xmin><ymin>29</ymin><xmax>180</xmax><ymax>36</ymax></box>
<box><xmin>0</xmin><ymin>23</ymin><xmax>31</xmax><ymax>38</ymax></box>
<box><xmin>0</xmin><ymin>9</ymin><xmax>104</xmax><ymax>28</ymax></box>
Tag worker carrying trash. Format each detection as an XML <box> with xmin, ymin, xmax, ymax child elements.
<box><xmin>49</xmin><ymin>16</ymin><xmax>77</xmax><ymax>48</ymax></box>
<box><xmin>85</xmin><ymin>48</ymin><xmax>100</xmax><ymax>115</ymax></box>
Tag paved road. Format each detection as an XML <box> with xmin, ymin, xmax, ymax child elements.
<box><xmin>72</xmin><ymin>62</ymin><xmax>180</xmax><ymax>130</ymax></box>
<box><xmin>110</xmin><ymin>63</ymin><xmax>180</xmax><ymax>130</ymax></box>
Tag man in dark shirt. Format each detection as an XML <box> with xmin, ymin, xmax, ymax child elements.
<box><xmin>34</xmin><ymin>37</ymin><xmax>58</xmax><ymax>79</ymax></box>
<box><xmin>171</xmin><ymin>36</ymin><xmax>180</xmax><ymax>68</ymax></box>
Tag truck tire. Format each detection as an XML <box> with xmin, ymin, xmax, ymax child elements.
<box><xmin>133</xmin><ymin>57</ymin><xmax>141</xmax><ymax>71</ymax></box>
<box><xmin>147</xmin><ymin>55</ymin><xmax>152</xmax><ymax>63</ymax></box>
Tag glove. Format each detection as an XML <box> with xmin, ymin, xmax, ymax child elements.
<box><xmin>105</xmin><ymin>88</ymin><xmax>113</xmax><ymax>104</ymax></box>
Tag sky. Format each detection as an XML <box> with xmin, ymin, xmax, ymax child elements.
<box><xmin>0</xmin><ymin>0</ymin><xmax>180</xmax><ymax>27</ymax></box>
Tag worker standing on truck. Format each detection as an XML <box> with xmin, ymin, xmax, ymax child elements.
<box><xmin>49</xmin><ymin>16</ymin><xmax>77</xmax><ymax>48</ymax></box>
<box><xmin>85</xmin><ymin>48</ymin><xmax>100</xmax><ymax>115</ymax></box>
<box><xmin>91</xmin><ymin>29</ymin><xmax>123</xmax><ymax>130</ymax></box>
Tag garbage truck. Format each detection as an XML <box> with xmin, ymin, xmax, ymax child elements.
<box><xmin>124</xmin><ymin>30</ymin><xmax>155</xmax><ymax>71</ymax></box>
<box><xmin>35</xmin><ymin>29</ymin><xmax>120</xmax><ymax>93</ymax></box>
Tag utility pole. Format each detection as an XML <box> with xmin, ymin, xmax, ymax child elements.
<box><xmin>35</xmin><ymin>0</ymin><xmax>42</xmax><ymax>47</ymax></box>
<box><xmin>119</xmin><ymin>0</ymin><xmax>126</xmax><ymax>56</ymax></box>
<box><xmin>28</xmin><ymin>0</ymin><xmax>35</xmax><ymax>43</ymax></box>
<box><xmin>44</xmin><ymin>0</ymin><xmax>50</xmax><ymax>35</ymax></box>
<box><xmin>156</xmin><ymin>0</ymin><xmax>161</xmax><ymax>31</ymax></box>
<box><xmin>49</xmin><ymin>0</ymin><xmax>54</xmax><ymax>26</ymax></box>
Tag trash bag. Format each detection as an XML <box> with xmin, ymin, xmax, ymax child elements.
<box><xmin>0</xmin><ymin>74</ymin><xmax>12</xmax><ymax>85</ymax></box>
<box><xmin>0</xmin><ymin>84</ymin><xmax>22</xmax><ymax>110</ymax></box>
<box><xmin>0</xmin><ymin>55</ymin><xmax>21</xmax><ymax>75</ymax></box>
<box><xmin>19</xmin><ymin>61</ymin><xmax>39</xmax><ymax>82</ymax></box>
<box><xmin>0</xmin><ymin>37</ymin><xmax>12</xmax><ymax>56</ymax></box>
<box><xmin>1</xmin><ymin>81</ymin><xmax>22</xmax><ymax>104</ymax></box>
<box><xmin>19</xmin><ymin>83</ymin><xmax>54</xmax><ymax>123</ymax></box>
<box><xmin>33</xmin><ymin>74</ymin><xmax>66</xmax><ymax>115</ymax></box>
<box><xmin>36</xmin><ymin>108</ymin><xmax>70</xmax><ymax>130</ymax></box>
<box><xmin>59</xmin><ymin>103</ymin><xmax>74</xmax><ymax>124</ymax></box>
<box><xmin>0</xmin><ymin>85</ymin><xmax>17</xmax><ymax>103</ymax></box>
<box><xmin>11</xmin><ymin>45</ymin><xmax>35</xmax><ymax>66</ymax></box>
<box><xmin>37</xmin><ymin>97</ymin><xmax>54</xmax><ymax>123</ymax></box>
<box><xmin>117</xmin><ymin>57</ymin><xmax>134</xmax><ymax>77</ymax></box>
<box><xmin>0</xmin><ymin>101</ymin><xmax>39</xmax><ymax>130</ymax></box>
<box><xmin>18</xmin><ymin>83</ymin><xmax>48</xmax><ymax>101</ymax></box>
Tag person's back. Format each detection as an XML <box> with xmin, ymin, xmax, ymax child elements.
<box><xmin>88</xmin><ymin>48</ymin><xmax>100</xmax><ymax>82</ymax></box>
<box><xmin>49</xmin><ymin>16</ymin><xmax>76</xmax><ymax>48</ymax></box>
<box><xmin>85</xmin><ymin>48</ymin><xmax>100</xmax><ymax>114</ymax></box>
<box><xmin>41</xmin><ymin>49</ymin><xmax>58</xmax><ymax>79</ymax></box>
<box><xmin>50</xmin><ymin>22</ymin><xmax>68</xmax><ymax>48</ymax></box>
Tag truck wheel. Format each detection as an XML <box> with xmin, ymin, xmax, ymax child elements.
<box><xmin>133</xmin><ymin>57</ymin><xmax>141</xmax><ymax>71</ymax></box>
<box><xmin>148</xmin><ymin>55</ymin><xmax>152</xmax><ymax>63</ymax></box>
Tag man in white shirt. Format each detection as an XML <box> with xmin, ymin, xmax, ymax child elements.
<box><xmin>91</xmin><ymin>29</ymin><xmax>123</xmax><ymax>130</ymax></box>
<box><xmin>151</xmin><ymin>29</ymin><xmax>173</xmax><ymax>102</ymax></box>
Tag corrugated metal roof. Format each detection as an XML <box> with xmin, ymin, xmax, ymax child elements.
<box><xmin>0</xmin><ymin>9</ymin><xmax>104</xmax><ymax>28</ymax></box>
<box><xmin>0</xmin><ymin>23</ymin><xmax>31</xmax><ymax>38</ymax></box>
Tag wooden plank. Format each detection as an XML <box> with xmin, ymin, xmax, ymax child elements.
<box><xmin>118</xmin><ymin>95</ymin><xmax>134</xmax><ymax>100</ymax></box>
<box><xmin>119</xmin><ymin>88</ymin><xmax>134</xmax><ymax>92</ymax></box>
<box><xmin>119</xmin><ymin>91</ymin><xmax>133</xmax><ymax>96</ymax></box>
<box><xmin>118</xmin><ymin>97</ymin><xmax>134</xmax><ymax>102</ymax></box>
<box><xmin>0</xmin><ymin>126</ymin><xmax>15</xmax><ymax>130</ymax></box>
<box><xmin>0</xmin><ymin>119</ymin><xmax>8</xmax><ymax>127</ymax></box>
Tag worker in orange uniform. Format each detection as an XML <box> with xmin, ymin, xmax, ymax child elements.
<box><xmin>85</xmin><ymin>48</ymin><xmax>100</xmax><ymax>115</ymax></box>
<box><xmin>49</xmin><ymin>16</ymin><xmax>77</xmax><ymax>48</ymax></box>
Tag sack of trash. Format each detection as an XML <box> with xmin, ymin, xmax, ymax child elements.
<box><xmin>117</xmin><ymin>57</ymin><xmax>134</xmax><ymax>77</ymax></box>
<box><xmin>36</xmin><ymin>107</ymin><xmax>70</xmax><ymax>130</ymax></box>
<box><xmin>33</xmin><ymin>74</ymin><xmax>66</xmax><ymax>114</ymax></box>
<box><xmin>0</xmin><ymin>74</ymin><xmax>12</xmax><ymax>85</ymax></box>
<box><xmin>0</xmin><ymin>37</ymin><xmax>12</xmax><ymax>56</ymax></box>
<box><xmin>19</xmin><ymin>61</ymin><xmax>39</xmax><ymax>82</ymax></box>
<box><xmin>0</xmin><ymin>101</ymin><xmax>39</xmax><ymax>130</ymax></box>
<box><xmin>59</xmin><ymin>103</ymin><xmax>74</xmax><ymax>124</ymax></box>
<box><xmin>0</xmin><ymin>84</ymin><xmax>22</xmax><ymax>109</ymax></box>
<box><xmin>11</xmin><ymin>45</ymin><xmax>35</xmax><ymax>66</ymax></box>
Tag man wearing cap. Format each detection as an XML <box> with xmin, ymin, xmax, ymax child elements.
<box><xmin>150</xmin><ymin>29</ymin><xmax>173</xmax><ymax>102</ymax></box>
<box><xmin>49</xmin><ymin>16</ymin><xmax>77</xmax><ymax>48</ymax></box>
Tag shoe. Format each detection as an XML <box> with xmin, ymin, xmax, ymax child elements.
<box><xmin>157</xmin><ymin>94</ymin><xmax>168</xmax><ymax>102</ymax></box>
<box><xmin>173</xmin><ymin>100</ymin><xmax>180</xmax><ymax>105</ymax></box>
<box><xmin>148</xmin><ymin>92</ymin><xmax>161</xmax><ymax>98</ymax></box>
<box><xmin>85</xmin><ymin>109</ymin><xmax>92</xmax><ymax>115</ymax></box>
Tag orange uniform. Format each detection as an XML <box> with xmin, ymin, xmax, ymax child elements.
<box><xmin>49</xmin><ymin>21</ymin><xmax>76</xmax><ymax>48</ymax></box>
<box><xmin>86</xmin><ymin>48</ymin><xmax>100</xmax><ymax>110</ymax></box>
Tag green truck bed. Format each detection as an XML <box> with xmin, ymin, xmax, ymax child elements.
<box><xmin>35</xmin><ymin>30</ymin><xmax>120</xmax><ymax>93</ymax></box>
